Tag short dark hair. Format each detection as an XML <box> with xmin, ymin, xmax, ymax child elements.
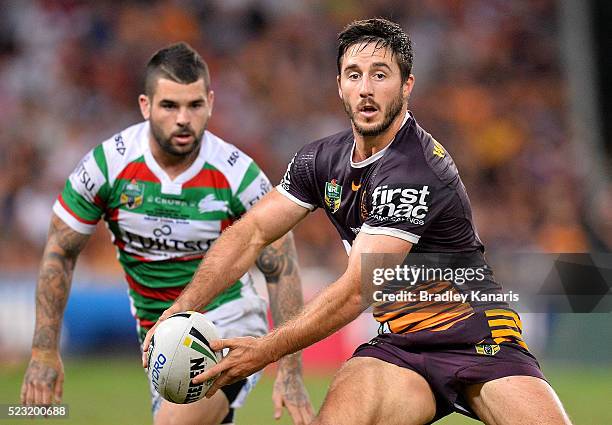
<box><xmin>337</xmin><ymin>18</ymin><xmax>413</xmax><ymax>83</ymax></box>
<box><xmin>144</xmin><ymin>42</ymin><xmax>210</xmax><ymax>96</ymax></box>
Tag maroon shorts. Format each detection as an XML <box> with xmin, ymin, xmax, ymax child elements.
<box><xmin>352</xmin><ymin>333</ymin><xmax>546</xmax><ymax>423</ymax></box>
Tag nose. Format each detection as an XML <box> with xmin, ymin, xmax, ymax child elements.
<box><xmin>359</xmin><ymin>76</ymin><xmax>373</xmax><ymax>98</ymax></box>
<box><xmin>176</xmin><ymin>107</ymin><xmax>190</xmax><ymax>126</ymax></box>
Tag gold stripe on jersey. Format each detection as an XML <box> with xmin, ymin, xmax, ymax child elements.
<box><xmin>491</xmin><ymin>328</ymin><xmax>523</xmax><ymax>340</ymax></box>
<box><xmin>373</xmin><ymin>280</ymin><xmax>474</xmax><ymax>334</ymax></box>
<box><xmin>373</xmin><ymin>280</ymin><xmax>450</xmax><ymax>319</ymax></box>
<box><xmin>492</xmin><ymin>337</ymin><xmax>528</xmax><ymax>350</ymax></box>
<box><xmin>488</xmin><ymin>318</ymin><xmax>519</xmax><ymax>329</ymax></box>
<box><xmin>485</xmin><ymin>308</ymin><xmax>528</xmax><ymax>350</ymax></box>
<box><xmin>429</xmin><ymin>312</ymin><xmax>475</xmax><ymax>332</ymax></box>
<box><xmin>410</xmin><ymin>308</ymin><xmax>474</xmax><ymax>333</ymax></box>
<box><xmin>485</xmin><ymin>309</ymin><xmax>522</xmax><ymax>329</ymax></box>
<box><xmin>389</xmin><ymin>304</ymin><xmax>473</xmax><ymax>334</ymax></box>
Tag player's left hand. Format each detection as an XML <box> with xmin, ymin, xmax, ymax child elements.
<box><xmin>192</xmin><ymin>336</ymin><xmax>275</xmax><ymax>398</ymax></box>
<box><xmin>142</xmin><ymin>304</ymin><xmax>184</xmax><ymax>368</ymax></box>
<box><xmin>272</xmin><ymin>363</ymin><xmax>314</xmax><ymax>424</ymax></box>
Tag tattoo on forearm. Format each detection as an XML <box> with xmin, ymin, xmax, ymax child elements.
<box><xmin>256</xmin><ymin>236</ymin><xmax>295</xmax><ymax>284</ymax></box>
<box><xmin>275</xmin><ymin>360</ymin><xmax>309</xmax><ymax>404</ymax></box>
<box><xmin>32</xmin><ymin>325</ymin><xmax>57</xmax><ymax>351</ymax></box>
<box><xmin>32</xmin><ymin>217</ymin><xmax>88</xmax><ymax>350</ymax></box>
<box><xmin>261</xmin><ymin>234</ymin><xmax>309</xmax><ymax>401</ymax></box>
<box><xmin>258</xmin><ymin>233</ymin><xmax>304</xmax><ymax>330</ymax></box>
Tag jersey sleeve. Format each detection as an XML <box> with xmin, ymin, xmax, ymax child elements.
<box><xmin>52</xmin><ymin>145</ymin><xmax>111</xmax><ymax>234</ymax></box>
<box><xmin>229</xmin><ymin>160</ymin><xmax>273</xmax><ymax>216</ymax></box>
<box><xmin>361</xmin><ymin>177</ymin><xmax>456</xmax><ymax>245</ymax></box>
<box><xmin>276</xmin><ymin>147</ymin><xmax>318</xmax><ymax>211</ymax></box>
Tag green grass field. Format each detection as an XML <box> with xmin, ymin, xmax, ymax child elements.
<box><xmin>0</xmin><ymin>357</ymin><xmax>609</xmax><ymax>424</ymax></box>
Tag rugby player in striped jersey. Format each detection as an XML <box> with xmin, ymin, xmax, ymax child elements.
<box><xmin>21</xmin><ymin>43</ymin><xmax>313</xmax><ymax>425</ymax></box>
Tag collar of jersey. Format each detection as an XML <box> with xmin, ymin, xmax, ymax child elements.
<box><xmin>143</xmin><ymin>123</ymin><xmax>207</xmax><ymax>195</ymax></box>
<box><xmin>349</xmin><ymin>112</ymin><xmax>410</xmax><ymax>169</ymax></box>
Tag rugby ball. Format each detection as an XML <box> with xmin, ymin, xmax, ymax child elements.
<box><xmin>147</xmin><ymin>311</ymin><xmax>222</xmax><ymax>404</ymax></box>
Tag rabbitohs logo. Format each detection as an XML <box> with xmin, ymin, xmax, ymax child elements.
<box><xmin>370</xmin><ymin>184</ymin><xmax>430</xmax><ymax>225</ymax></box>
<box><xmin>198</xmin><ymin>194</ymin><xmax>228</xmax><ymax>214</ymax></box>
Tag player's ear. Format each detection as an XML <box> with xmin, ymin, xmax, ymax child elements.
<box><xmin>139</xmin><ymin>94</ymin><xmax>151</xmax><ymax>120</ymax></box>
<box><xmin>403</xmin><ymin>74</ymin><xmax>415</xmax><ymax>100</ymax></box>
<box><xmin>207</xmin><ymin>89</ymin><xmax>214</xmax><ymax>118</ymax></box>
<box><xmin>337</xmin><ymin>75</ymin><xmax>343</xmax><ymax>100</ymax></box>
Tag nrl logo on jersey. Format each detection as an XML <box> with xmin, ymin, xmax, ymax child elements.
<box><xmin>475</xmin><ymin>344</ymin><xmax>500</xmax><ymax>356</ymax></box>
<box><xmin>121</xmin><ymin>179</ymin><xmax>144</xmax><ymax>209</ymax></box>
<box><xmin>370</xmin><ymin>184</ymin><xmax>430</xmax><ymax>225</ymax></box>
<box><xmin>324</xmin><ymin>179</ymin><xmax>342</xmax><ymax>213</ymax></box>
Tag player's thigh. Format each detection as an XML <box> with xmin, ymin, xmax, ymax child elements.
<box><xmin>313</xmin><ymin>356</ymin><xmax>436</xmax><ymax>425</ymax></box>
<box><xmin>154</xmin><ymin>391</ymin><xmax>229</xmax><ymax>425</ymax></box>
<box><xmin>465</xmin><ymin>375</ymin><xmax>572</xmax><ymax>425</ymax></box>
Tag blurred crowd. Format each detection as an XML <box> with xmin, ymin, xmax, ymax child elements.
<box><xmin>0</xmin><ymin>0</ymin><xmax>606</xmax><ymax>278</ymax></box>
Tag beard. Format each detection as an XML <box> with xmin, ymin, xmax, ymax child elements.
<box><xmin>149</xmin><ymin>120</ymin><xmax>205</xmax><ymax>157</ymax></box>
<box><xmin>343</xmin><ymin>90</ymin><xmax>405</xmax><ymax>137</ymax></box>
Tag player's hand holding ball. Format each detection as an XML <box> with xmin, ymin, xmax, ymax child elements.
<box><xmin>146</xmin><ymin>311</ymin><xmax>222</xmax><ymax>404</ymax></box>
<box><xmin>192</xmin><ymin>334</ymin><xmax>277</xmax><ymax>399</ymax></box>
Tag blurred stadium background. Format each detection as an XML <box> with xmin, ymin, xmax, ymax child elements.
<box><xmin>0</xmin><ymin>0</ymin><xmax>611</xmax><ymax>424</ymax></box>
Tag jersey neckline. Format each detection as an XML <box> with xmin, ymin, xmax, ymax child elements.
<box><xmin>142</xmin><ymin>122</ymin><xmax>207</xmax><ymax>195</ymax></box>
<box><xmin>349</xmin><ymin>112</ymin><xmax>411</xmax><ymax>169</ymax></box>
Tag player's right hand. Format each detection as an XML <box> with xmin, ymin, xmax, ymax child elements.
<box><xmin>21</xmin><ymin>350</ymin><xmax>64</xmax><ymax>405</ymax></box>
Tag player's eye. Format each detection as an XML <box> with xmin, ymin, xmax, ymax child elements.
<box><xmin>347</xmin><ymin>72</ymin><xmax>361</xmax><ymax>80</ymax></box>
<box><xmin>190</xmin><ymin>102</ymin><xmax>204</xmax><ymax>109</ymax></box>
<box><xmin>373</xmin><ymin>72</ymin><xmax>386</xmax><ymax>80</ymax></box>
<box><xmin>161</xmin><ymin>102</ymin><xmax>177</xmax><ymax>110</ymax></box>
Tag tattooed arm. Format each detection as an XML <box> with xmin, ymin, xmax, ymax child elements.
<box><xmin>21</xmin><ymin>214</ymin><xmax>90</xmax><ymax>405</ymax></box>
<box><xmin>256</xmin><ymin>232</ymin><xmax>313</xmax><ymax>425</ymax></box>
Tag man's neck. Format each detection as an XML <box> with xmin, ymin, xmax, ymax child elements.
<box><xmin>148</xmin><ymin>137</ymin><xmax>201</xmax><ymax>180</ymax></box>
<box><xmin>352</xmin><ymin>108</ymin><xmax>408</xmax><ymax>163</ymax></box>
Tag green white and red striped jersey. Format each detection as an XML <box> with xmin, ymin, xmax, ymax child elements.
<box><xmin>53</xmin><ymin>121</ymin><xmax>271</xmax><ymax>327</ymax></box>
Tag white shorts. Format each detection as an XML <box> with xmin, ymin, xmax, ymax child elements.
<box><xmin>144</xmin><ymin>289</ymin><xmax>269</xmax><ymax>415</ymax></box>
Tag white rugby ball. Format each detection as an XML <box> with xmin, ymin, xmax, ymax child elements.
<box><xmin>147</xmin><ymin>311</ymin><xmax>222</xmax><ymax>404</ymax></box>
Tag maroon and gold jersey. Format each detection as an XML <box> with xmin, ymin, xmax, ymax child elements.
<box><xmin>278</xmin><ymin>113</ymin><xmax>483</xmax><ymax>253</ymax></box>
<box><xmin>277</xmin><ymin>113</ymin><xmax>526</xmax><ymax>349</ymax></box>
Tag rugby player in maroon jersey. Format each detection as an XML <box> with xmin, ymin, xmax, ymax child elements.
<box><xmin>145</xmin><ymin>20</ymin><xmax>572</xmax><ymax>425</ymax></box>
